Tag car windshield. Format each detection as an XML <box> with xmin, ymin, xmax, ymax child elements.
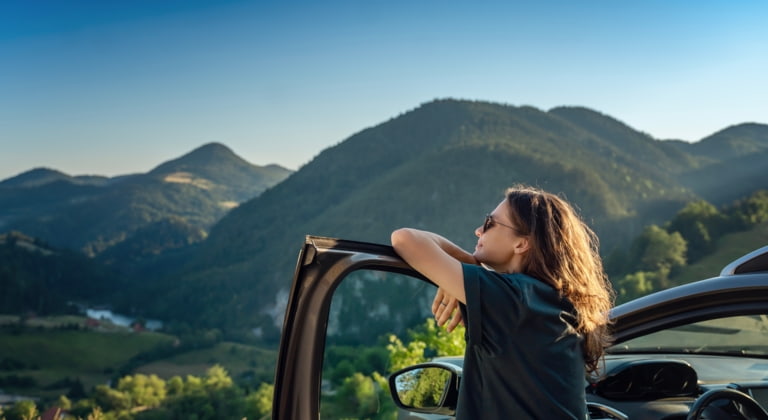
<box><xmin>608</xmin><ymin>314</ymin><xmax>768</xmax><ymax>357</ymax></box>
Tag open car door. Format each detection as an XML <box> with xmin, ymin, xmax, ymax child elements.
<box><xmin>272</xmin><ymin>236</ymin><xmax>428</xmax><ymax>419</ymax></box>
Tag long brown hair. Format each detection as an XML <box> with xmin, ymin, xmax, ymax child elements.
<box><xmin>504</xmin><ymin>185</ymin><xmax>614</xmax><ymax>374</ymax></box>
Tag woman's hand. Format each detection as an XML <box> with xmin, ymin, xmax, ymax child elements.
<box><xmin>432</xmin><ymin>288</ymin><xmax>464</xmax><ymax>332</ymax></box>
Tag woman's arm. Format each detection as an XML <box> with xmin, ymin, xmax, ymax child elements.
<box><xmin>391</xmin><ymin>228</ymin><xmax>476</xmax><ymax>303</ymax></box>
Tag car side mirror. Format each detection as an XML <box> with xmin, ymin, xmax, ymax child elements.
<box><xmin>388</xmin><ymin>362</ymin><xmax>462</xmax><ymax>416</ymax></box>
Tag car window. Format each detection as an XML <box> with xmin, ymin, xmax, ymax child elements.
<box><xmin>319</xmin><ymin>268</ymin><xmax>434</xmax><ymax>419</ymax></box>
<box><xmin>609</xmin><ymin>314</ymin><xmax>768</xmax><ymax>356</ymax></box>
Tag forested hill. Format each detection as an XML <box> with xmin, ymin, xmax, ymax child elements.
<box><xmin>675</xmin><ymin>124</ymin><xmax>768</xmax><ymax>205</ymax></box>
<box><xmin>146</xmin><ymin>99</ymin><xmax>768</xmax><ymax>335</ymax></box>
<box><xmin>0</xmin><ymin>231</ymin><xmax>122</xmax><ymax>315</ymax></box>
<box><xmin>0</xmin><ymin>143</ymin><xmax>292</xmax><ymax>260</ymax></box>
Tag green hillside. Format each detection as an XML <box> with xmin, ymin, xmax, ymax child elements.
<box><xmin>0</xmin><ymin>232</ymin><xmax>123</xmax><ymax>315</ymax></box>
<box><xmin>670</xmin><ymin>221</ymin><xmax>768</xmax><ymax>285</ymax></box>
<box><xmin>144</xmin><ymin>99</ymin><xmax>768</xmax><ymax>335</ymax></box>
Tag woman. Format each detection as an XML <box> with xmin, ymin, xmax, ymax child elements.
<box><xmin>391</xmin><ymin>185</ymin><xmax>614</xmax><ymax>419</ymax></box>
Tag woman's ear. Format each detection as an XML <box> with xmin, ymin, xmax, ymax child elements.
<box><xmin>513</xmin><ymin>236</ymin><xmax>530</xmax><ymax>255</ymax></box>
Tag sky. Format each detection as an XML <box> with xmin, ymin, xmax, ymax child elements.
<box><xmin>1</xmin><ymin>0</ymin><xmax>767</xmax><ymax>180</ymax></box>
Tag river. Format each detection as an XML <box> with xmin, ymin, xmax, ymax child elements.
<box><xmin>85</xmin><ymin>308</ymin><xmax>163</xmax><ymax>331</ymax></box>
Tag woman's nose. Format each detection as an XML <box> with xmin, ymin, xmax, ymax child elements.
<box><xmin>474</xmin><ymin>226</ymin><xmax>482</xmax><ymax>237</ymax></box>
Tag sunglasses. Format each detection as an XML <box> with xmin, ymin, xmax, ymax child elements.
<box><xmin>483</xmin><ymin>214</ymin><xmax>517</xmax><ymax>233</ymax></box>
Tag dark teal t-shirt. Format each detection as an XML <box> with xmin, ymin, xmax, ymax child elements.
<box><xmin>456</xmin><ymin>264</ymin><xmax>588</xmax><ymax>420</ymax></box>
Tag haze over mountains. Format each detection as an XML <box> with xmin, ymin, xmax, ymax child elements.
<box><xmin>2</xmin><ymin>99</ymin><xmax>768</xmax><ymax>342</ymax></box>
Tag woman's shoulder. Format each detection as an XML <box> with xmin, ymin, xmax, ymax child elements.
<box><xmin>463</xmin><ymin>264</ymin><xmax>536</xmax><ymax>290</ymax></box>
<box><xmin>462</xmin><ymin>263</ymin><xmax>535</xmax><ymax>281</ymax></box>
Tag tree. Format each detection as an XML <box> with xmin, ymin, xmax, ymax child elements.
<box><xmin>166</xmin><ymin>375</ymin><xmax>185</xmax><ymax>397</ymax></box>
<box><xmin>159</xmin><ymin>366</ymin><xmax>244</xmax><ymax>420</ymax></box>
<box><xmin>637</xmin><ymin>225</ymin><xmax>687</xmax><ymax>271</ymax></box>
<box><xmin>340</xmin><ymin>373</ymin><xmax>376</xmax><ymax>417</ymax></box>
<box><xmin>203</xmin><ymin>365</ymin><xmax>233</xmax><ymax>391</ymax></box>
<box><xmin>93</xmin><ymin>384</ymin><xmax>131</xmax><ymax>412</ymax></box>
<box><xmin>68</xmin><ymin>398</ymin><xmax>99</xmax><ymax>419</ymax></box>
<box><xmin>117</xmin><ymin>373</ymin><xmax>167</xmax><ymax>408</ymax></box>
<box><xmin>616</xmin><ymin>266</ymin><xmax>673</xmax><ymax>302</ymax></box>
<box><xmin>387</xmin><ymin>335</ymin><xmax>428</xmax><ymax>372</ymax></box>
<box><xmin>387</xmin><ymin>318</ymin><xmax>466</xmax><ymax>371</ymax></box>
<box><xmin>617</xmin><ymin>271</ymin><xmax>654</xmax><ymax>302</ymax></box>
<box><xmin>666</xmin><ymin>200</ymin><xmax>724</xmax><ymax>261</ymax></box>
<box><xmin>326</xmin><ymin>372</ymin><xmax>395</xmax><ymax>420</ymax></box>
<box><xmin>244</xmin><ymin>382</ymin><xmax>274</xmax><ymax>420</ymax></box>
<box><xmin>329</xmin><ymin>359</ymin><xmax>356</xmax><ymax>386</ymax></box>
<box><xmin>2</xmin><ymin>400</ymin><xmax>38</xmax><ymax>420</ymax></box>
<box><xmin>413</xmin><ymin>318</ymin><xmax>466</xmax><ymax>358</ymax></box>
<box><xmin>56</xmin><ymin>395</ymin><xmax>72</xmax><ymax>411</ymax></box>
<box><xmin>84</xmin><ymin>406</ymin><xmax>107</xmax><ymax>420</ymax></box>
<box><xmin>729</xmin><ymin>190</ymin><xmax>768</xmax><ymax>227</ymax></box>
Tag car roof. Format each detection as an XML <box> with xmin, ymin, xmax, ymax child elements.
<box><xmin>720</xmin><ymin>244</ymin><xmax>768</xmax><ymax>275</ymax></box>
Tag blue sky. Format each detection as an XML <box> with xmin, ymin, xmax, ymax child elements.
<box><xmin>1</xmin><ymin>0</ymin><xmax>767</xmax><ymax>180</ymax></box>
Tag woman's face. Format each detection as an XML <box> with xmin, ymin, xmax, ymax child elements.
<box><xmin>472</xmin><ymin>200</ymin><xmax>529</xmax><ymax>273</ymax></box>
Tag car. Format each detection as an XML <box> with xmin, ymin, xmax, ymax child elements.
<box><xmin>271</xmin><ymin>236</ymin><xmax>768</xmax><ymax>419</ymax></box>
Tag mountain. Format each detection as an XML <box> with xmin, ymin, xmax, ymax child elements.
<box><xmin>148</xmin><ymin>143</ymin><xmax>291</xmax><ymax>203</ymax></box>
<box><xmin>5</xmin><ymin>99</ymin><xmax>766</xmax><ymax>341</ymax></box>
<box><xmin>669</xmin><ymin>123</ymin><xmax>768</xmax><ymax>161</ymax></box>
<box><xmin>673</xmin><ymin>124</ymin><xmax>768</xmax><ymax>205</ymax></box>
<box><xmin>0</xmin><ymin>143</ymin><xmax>292</xmax><ymax>260</ymax></box>
<box><xmin>141</xmin><ymin>99</ymin><xmax>768</xmax><ymax>337</ymax></box>
<box><xmin>0</xmin><ymin>167</ymin><xmax>114</xmax><ymax>188</ymax></box>
<box><xmin>679</xmin><ymin>148</ymin><xmax>768</xmax><ymax>205</ymax></box>
<box><xmin>0</xmin><ymin>231</ymin><xmax>122</xmax><ymax>314</ymax></box>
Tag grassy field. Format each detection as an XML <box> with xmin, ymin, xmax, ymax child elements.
<box><xmin>670</xmin><ymin>221</ymin><xmax>768</xmax><ymax>285</ymax></box>
<box><xmin>134</xmin><ymin>341</ymin><xmax>277</xmax><ymax>384</ymax></box>
<box><xmin>0</xmin><ymin>325</ymin><xmax>175</xmax><ymax>398</ymax></box>
<box><xmin>0</xmin><ymin>315</ymin><xmax>90</xmax><ymax>329</ymax></box>
<box><xmin>0</xmin><ymin>317</ymin><xmax>277</xmax><ymax>400</ymax></box>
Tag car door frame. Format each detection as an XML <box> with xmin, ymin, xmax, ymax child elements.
<box><xmin>272</xmin><ymin>235</ymin><xmax>428</xmax><ymax>419</ymax></box>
